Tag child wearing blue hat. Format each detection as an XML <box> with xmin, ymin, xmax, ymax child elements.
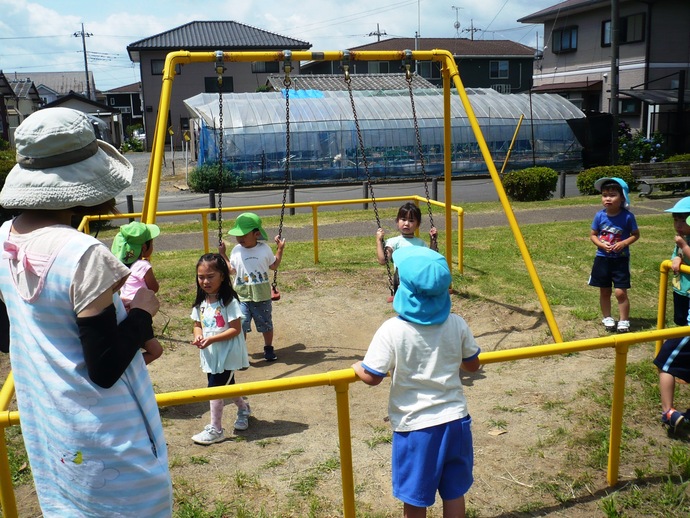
<box><xmin>588</xmin><ymin>177</ymin><xmax>640</xmax><ymax>333</ymax></box>
<box><xmin>653</xmin><ymin>198</ymin><xmax>690</xmax><ymax>432</ymax></box>
<box><xmin>353</xmin><ymin>246</ymin><xmax>481</xmax><ymax>516</ymax></box>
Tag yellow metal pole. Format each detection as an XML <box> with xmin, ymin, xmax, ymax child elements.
<box><xmin>202</xmin><ymin>213</ymin><xmax>210</xmax><ymax>254</ymax></box>
<box><xmin>607</xmin><ymin>341</ymin><xmax>629</xmax><ymax>486</ymax></box>
<box><xmin>443</xmin><ymin>60</ymin><xmax>453</xmax><ymax>271</ymax></box>
<box><xmin>443</xmin><ymin>49</ymin><xmax>563</xmax><ymax>343</ymax></box>
<box><xmin>312</xmin><ymin>207</ymin><xmax>319</xmax><ymax>264</ymax></box>
<box><xmin>656</xmin><ymin>260</ymin><xmax>671</xmax><ymax>354</ymax></box>
<box><xmin>335</xmin><ymin>382</ymin><xmax>356</xmax><ymax>518</ymax></box>
<box><xmin>0</xmin><ymin>372</ymin><xmax>17</xmax><ymax>518</ymax></box>
<box><xmin>457</xmin><ymin>209</ymin><xmax>464</xmax><ymax>275</ymax></box>
<box><xmin>500</xmin><ymin>115</ymin><xmax>525</xmax><ymax>176</ymax></box>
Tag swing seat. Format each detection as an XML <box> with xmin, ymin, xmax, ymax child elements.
<box><xmin>271</xmin><ymin>287</ymin><xmax>281</xmax><ymax>301</ymax></box>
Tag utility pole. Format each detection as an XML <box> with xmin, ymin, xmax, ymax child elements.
<box><xmin>368</xmin><ymin>23</ymin><xmax>387</xmax><ymax>42</ymax></box>
<box><xmin>462</xmin><ymin>20</ymin><xmax>481</xmax><ymax>41</ymax></box>
<box><xmin>74</xmin><ymin>23</ymin><xmax>93</xmax><ymax>100</ymax></box>
<box><xmin>610</xmin><ymin>0</ymin><xmax>619</xmax><ymax>165</ymax></box>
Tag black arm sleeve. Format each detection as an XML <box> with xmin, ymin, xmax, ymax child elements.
<box><xmin>0</xmin><ymin>299</ymin><xmax>9</xmax><ymax>354</ymax></box>
<box><xmin>77</xmin><ymin>305</ymin><xmax>155</xmax><ymax>388</ymax></box>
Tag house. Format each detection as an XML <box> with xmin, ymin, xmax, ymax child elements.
<box><xmin>301</xmin><ymin>38</ymin><xmax>536</xmax><ymax>93</ymax></box>
<box><xmin>6</xmin><ymin>79</ymin><xmax>41</xmax><ymax>141</ymax></box>
<box><xmin>42</xmin><ymin>93</ymin><xmax>124</xmax><ymax>148</ymax></box>
<box><xmin>519</xmin><ymin>0</ymin><xmax>690</xmax><ymax>153</ymax></box>
<box><xmin>127</xmin><ymin>21</ymin><xmax>311</xmax><ymax>150</ymax></box>
<box><xmin>4</xmin><ymin>71</ymin><xmax>97</xmax><ymax>105</ymax></box>
<box><xmin>103</xmin><ymin>82</ymin><xmax>144</xmax><ymax>134</ymax></box>
<box><xmin>0</xmin><ymin>72</ymin><xmax>13</xmax><ymax>143</ymax></box>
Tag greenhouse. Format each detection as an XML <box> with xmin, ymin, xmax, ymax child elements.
<box><xmin>183</xmin><ymin>87</ymin><xmax>586</xmax><ymax>185</ymax></box>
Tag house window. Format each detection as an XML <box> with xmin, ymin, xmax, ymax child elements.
<box><xmin>368</xmin><ymin>61</ymin><xmax>390</xmax><ymax>74</ymax></box>
<box><xmin>552</xmin><ymin>26</ymin><xmax>578</xmax><ymax>53</ymax></box>
<box><xmin>151</xmin><ymin>59</ymin><xmax>182</xmax><ymax>76</ymax></box>
<box><xmin>204</xmin><ymin>76</ymin><xmax>234</xmax><ymax>93</ymax></box>
<box><xmin>417</xmin><ymin>61</ymin><xmax>441</xmax><ymax>80</ymax></box>
<box><xmin>109</xmin><ymin>98</ymin><xmax>115</xmax><ymax>106</ymax></box>
<box><xmin>489</xmin><ymin>61</ymin><xmax>509</xmax><ymax>79</ymax></box>
<box><xmin>602</xmin><ymin>13</ymin><xmax>645</xmax><ymax>46</ymax></box>
<box><xmin>251</xmin><ymin>61</ymin><xmax>280</xmax><ymax>73</ymax></box>
<box><xmin>620</xmin><ymin>99</ymin><xmax>640</xmax><ymax>115</ymax></box>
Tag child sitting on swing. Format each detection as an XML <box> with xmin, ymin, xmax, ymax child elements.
<box><xmin>376</xmin><ymin>202</ymin><xmax>438</xmax><ymax>297</ymax></box>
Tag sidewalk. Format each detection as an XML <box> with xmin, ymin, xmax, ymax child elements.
<box><xmin>144</xmin><ymin>197</ymin><xmax>676</xmax><ymax>253</ymax></box>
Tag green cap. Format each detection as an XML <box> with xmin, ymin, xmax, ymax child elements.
<box><xmin>111</xmin><ymin>221</ymin><xmax>160</xmax><ymax>264</ymax></box>
<box><xmin>228</xmin><ymin>212</ymin><xmax>268</xmax><ymax>240</ymax></box>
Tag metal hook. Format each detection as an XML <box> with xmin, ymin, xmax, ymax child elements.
<box><xmin>283</xmin><ymin>50</ymin><xmax>292</xmax><ymax>88</ymax></box>
<box><xmin>215</xmin><ymin>50</ymin><xmax>225</xmax><ymax>85</ymax></box>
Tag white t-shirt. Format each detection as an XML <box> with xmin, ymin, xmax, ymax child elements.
<box><xmin>362</xmin><ymin>314</ymin><xmax>480</xmax><ymax>432</ymax></box>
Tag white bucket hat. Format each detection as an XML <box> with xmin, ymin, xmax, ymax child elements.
<box><xmin>0</xmin><ymin>107</ymin><xmax>133</xmax><ymax>210</ymax></box>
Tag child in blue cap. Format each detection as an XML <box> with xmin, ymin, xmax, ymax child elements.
<box><xmin>353</xmin><ymin>246</ymin><xmax>481</xmax><ymax>516</ymax></box>
<box><xmin>653</xmin><ymin>198</ymin><xmax>690</xmax><ymax>432</ymax></box>
<box><xmin>588</xmin><ymin>177</ymin><xmax>640</xmax><ymax>333</ymax></box>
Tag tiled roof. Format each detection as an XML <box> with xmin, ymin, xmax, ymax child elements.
<box><xmin>127</xmin><ymin>20</ymin><xmax>311</xmax><ymax>55</ymax></box>
<box><xmin>8</xmin><ymin>80</ymin><xmax>40</xmax><ymax>101</ymax></box>
<box><xmin>518</xmin><ymin>0</ymin><xmax>607</xmax><ymax>24</ymax></box>
<box><xmin>266</xmin><ymin>73</ymin><xmax>436</xmax><ymax>92</ymax></box>
<box><xmin>104</xmin><ymin>82</ymin><xmax>141</xmax><ymax>94</ymax></box>
<box><xmin>4</xmin><ymin>71</ymin><xmax>94</xmax><ymax>97</ymax></box>
<box><xmin>350</xmin><ymin>37</ymin><xmax>534</xmax><ymax>56</ymax></box>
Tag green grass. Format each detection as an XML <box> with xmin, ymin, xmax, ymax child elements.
<box><xmin>5</xmin><ymin>195</ymin><xmax>690</xmax><ymax>516</ymax></box>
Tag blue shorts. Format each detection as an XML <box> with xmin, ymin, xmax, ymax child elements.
<box><xmin>588</xmin><ymin>255</ymin><xmax>631</xmax><ymax>289</ymax></box>
<box><xmin>392</xmin><ymin>416</ymin><xmax>473</xmax><ymax>508</ymax></box>
<box><xmin>673</xmin><ymin>292</ymin><xmax>690</xmax><ymax>327</ymax></box>
<box><xmin>240</xmin><ymin>300</ymin><xmax>273</xmax><ymax>334</ymax></box>
<box><xmin>654</xmin><ymin>337</ymin><xmax>690</xmax><ymax>383</ymax></box>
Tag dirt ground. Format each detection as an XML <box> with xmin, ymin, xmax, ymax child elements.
<box><xmin>3</xmin><ymin>265</ymin><xmax>679</xmax><ymax>517</ymax></box>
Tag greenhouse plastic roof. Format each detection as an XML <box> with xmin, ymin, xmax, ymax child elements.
<box><xmin>184</xmin><ymin>88</ymin><xmax>584</xmax><ymax>130</ymax></box>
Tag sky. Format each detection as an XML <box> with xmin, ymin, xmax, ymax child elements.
<box><xmin>0</xmin><ymin>0</ymin><xmax>556</xmax><ymax>92</ymax></box>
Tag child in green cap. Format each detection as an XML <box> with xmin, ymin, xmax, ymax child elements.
<box><xmin>219</xmin><ymin>212</ymin><xmax>285</xmax><ymax>361</ymax></box>
<box><xmin>111</xmin><ymin>221</ymin><xmax>163</xmax><ymax>364</ymax></box>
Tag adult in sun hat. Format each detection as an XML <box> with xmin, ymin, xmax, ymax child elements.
<box><xmin>0</xmin><ymin>107</ymin><xmax>172</xmax><ymax>515</ymax></box>
<box><xmin>589</xmin><ymin>176</ymin><xmax>640</xmax><ymax>333</ymax></box>
<box><xmin>218</xmin><ymin>212</ymin><xmax>286</xmax><ymax>361</ymax></box>
<box><xmin>111</xmin><ymin>221</ymin><xmax>164</xmax><ymax>365</ymax></box>
<box><xmin>353</xmin><ymin>246</ymin><xmax>481</xmax><ymax>516</ymax></box>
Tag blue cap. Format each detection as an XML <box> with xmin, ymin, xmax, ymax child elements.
<box><xmin>665</xmin><ymin>197</ymin><xmax>690</xmax><ymax>214</ymax></box>
<box><xmin>392</xmin><ymin>247</ymin><xmax>451</xmax><ymax>325</ymax></box>
<box><xmin>594</xmin><ymin>177</ymin><xmax>630</xmax><ymax>208</ymax></box>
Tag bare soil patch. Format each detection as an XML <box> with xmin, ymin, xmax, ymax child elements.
<box><xmin>4</xmin><ymin>267</ymin><xmax>684</xmax><ymax>517</ymax></box>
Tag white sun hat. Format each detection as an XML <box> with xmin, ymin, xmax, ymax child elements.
<box><xmin>0</xmin><ymin>107</ymin><xmax>133</xmax><ymax>210</ymax></box>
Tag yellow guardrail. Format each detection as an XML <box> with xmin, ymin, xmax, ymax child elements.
<box><xmin>3</xmin><ymin>327</ymin><xmax>690</xmax><ymax>517</ymax></box>
<box><xmin>79</xmin><ymin>195</ymin><xmax>466</xmax><ymax>274</ymax></box>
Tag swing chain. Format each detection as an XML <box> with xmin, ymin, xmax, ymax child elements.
<box><xmin>273</xmin><ymin>54</ymin><xmax>292</xmax><ymax>293</ymax></box>
<box><xmin>344</xmin><ymin>58</ymin><xmax>395</xmax><ymax>295</ymax></box>
<box><xmin>405</xmin><ymin>56</ymin><xmax>437</xmax><ymax>251</ymax></box>
<box><xmin>216</xmin><ymin>51</ymin><xmax>225</xmax><ymax>246</ymax></box>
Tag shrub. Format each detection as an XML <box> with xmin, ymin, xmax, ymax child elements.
<box><xmin>188</xmin><ymin>162</ymin><xmax>242</xmax><ymax>193</ymax></box>
<box><xmin>576</xmin><ymin>165</ymin><xmax>633</xmax><ymax>195</ymax></box>
<box><xmin>618</xmin><ymin>121</ymin><xmax>665</xmax><ymax>164</ymax></box>
<box><xmin>121</xmin><ymin>139</ymin><xmax>144</xmax><ymax>153</ymax></box>
<box><xmin>502</xmin><ymin>167</ymin><xmax>558</xmax><ymax>202</ymax></box>
<box><xmin>664</xmin><ymin>154</ymin><xmax>690</xmax><ymax>163</ymax></box>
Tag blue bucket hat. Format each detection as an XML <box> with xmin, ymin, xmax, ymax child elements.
<box><xmin>594</xmin><ymin>177</ymin><xmax>630</xmax><ymax>208</ymax></box>
<box><xmin>665</xmin><ymin>197</ymin><xmax>690</xmax><ymax>214</ymax></box>
<box><xmin>392</xmin><ymin>246</ymin><xmax>451</xmax><ymax>325</ymax></box>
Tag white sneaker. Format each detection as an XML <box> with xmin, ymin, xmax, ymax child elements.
<box><xmin>602</xmin><ymin>317</ymin><xmax>616</xmax><ymax>331</ymax></box>
<box><xmin>617</xmin><ymin>320</ymin><xmax>630</xmax><ymax>333</ymax></box>
<box><xmin>234</xmin><ymin>404</ymin><xmax>252</xmax><ymax>431</ymax></box>
<box><xmin>192</xmin><ymin>424</ymin><xmax>224</xmax><ymax>445</ymax></box>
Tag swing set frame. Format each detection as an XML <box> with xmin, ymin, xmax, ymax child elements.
<box><xmin>141</xmin><ymin>48</ymin><xmax>564</xmax><ymax>343</ymax></box>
